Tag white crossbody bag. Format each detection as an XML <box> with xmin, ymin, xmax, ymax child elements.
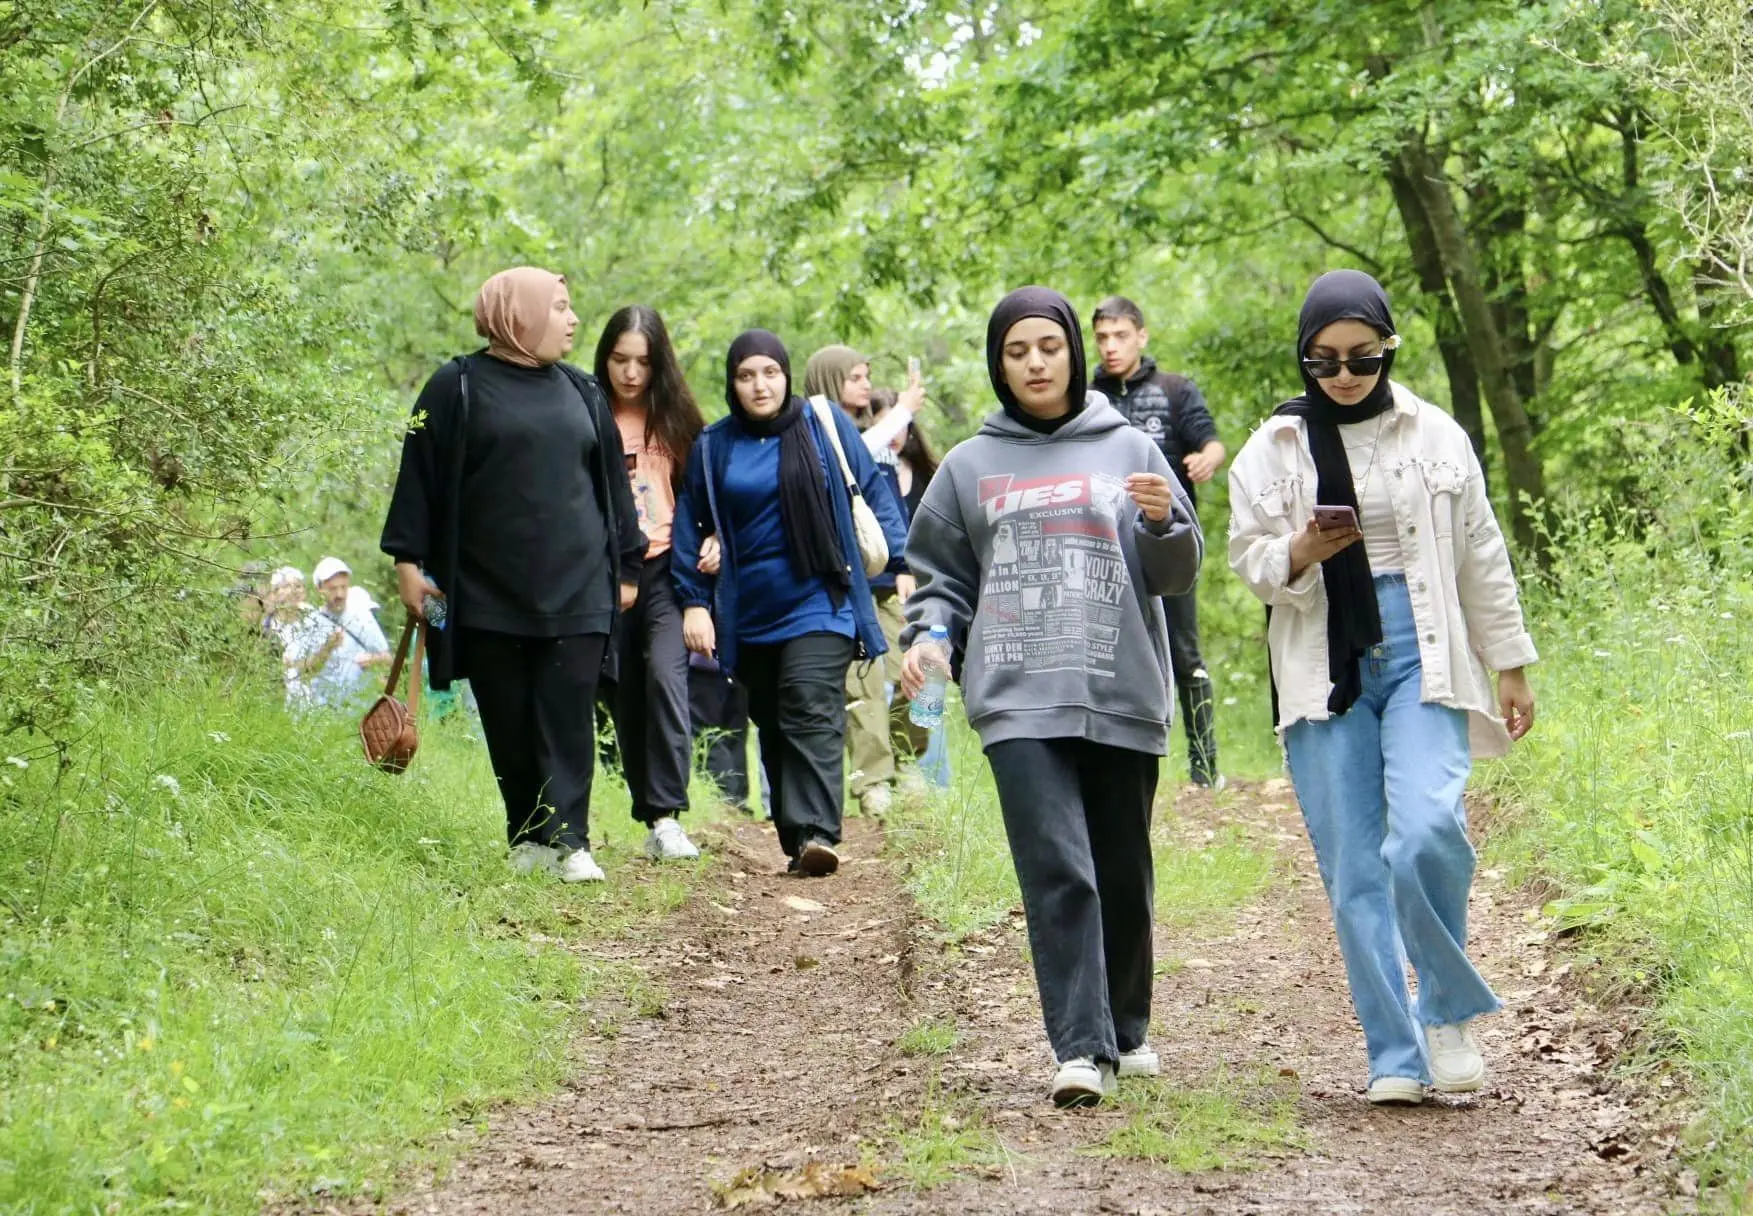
<box><xmin>808</xmin><ymin>395</ymin><xmax>889</xmax><ymax>579</ymax></box>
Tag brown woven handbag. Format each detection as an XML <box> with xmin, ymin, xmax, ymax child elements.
<box><xmin>359</xmin><ymin>616</ymin><xmax>425</xmax><ymax>774</ymax></box>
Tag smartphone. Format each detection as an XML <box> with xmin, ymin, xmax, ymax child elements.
<box><xmin>1312</xmin><ymin>505</ymin><xmax>1359</xmax><ymax>532</ymax></box>
<box><xmin>907</xmin><ymin>355</ymin><xmax>921</xmax><ymax>381</ymax></box>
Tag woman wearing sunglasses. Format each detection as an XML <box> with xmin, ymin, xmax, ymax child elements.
<box><xmin>1228</xmin><ymin>269</ymin><xmax>1537</xmax><ymax>1107</ymax></box>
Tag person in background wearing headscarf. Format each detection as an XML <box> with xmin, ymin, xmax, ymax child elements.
<box><xmin>900</xmin><ymin>288</ymin><xmax>1202</xmax><ymax>1107</ymax></box>
<box><xmin>803</xmin><ymin>345</ymin><xmax>916</xmax><ymax>818</ymax></box>
<box><xmin>381</xmin><ymin>267</ymin><xmax>647</xmax><ymax>884</ymax></box>
<box><xmin>1228</xmin><ymin>269</ymin><xmax>1537</xmax><ymax>1107</ymax></box>
<box><xmin>866</xmin><ymin>387</ymin><xmax>949</xmax><ymax>792</ymax></box>
<box><xmin>594</xmin><ymin>305</ymin><xmax>708</xmax><ymax>862</ymax></box>
<box><xmin>673</xmin><ymin>331</ymin><xmax>908</xmax><ymax>876</ymax></box>
<box><xmin>260</xmin><ymin>566</ymin><xmax>312</xmax><ymax>648</ymax></box>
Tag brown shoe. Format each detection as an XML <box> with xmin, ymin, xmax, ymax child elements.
<box><xmin>797</xmin><ymin>838</ymin><xmax>840</xmax><ymax>877</ymax></box>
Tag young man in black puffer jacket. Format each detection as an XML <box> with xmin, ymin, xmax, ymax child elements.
<box><xmin>1090</xmin><ymin>295</ymin><xmax>1227</xmax><ymax>790</ymax></box>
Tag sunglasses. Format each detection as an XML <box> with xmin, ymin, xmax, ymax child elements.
<box><xmin>1301</xmin><ymin>353</ymin><xmax>1388</xmax><ymax>380</ymax></box>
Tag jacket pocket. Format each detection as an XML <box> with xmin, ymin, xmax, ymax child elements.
<box><xmin>1419</xmin><ymin>460</ymin><xmax>1466</xmax><ymax>538</ymax></box>
<box><xmin>1250</xmin><ymin>476</ymin><xmax>1302</xmax><ymax>526</ymax></box>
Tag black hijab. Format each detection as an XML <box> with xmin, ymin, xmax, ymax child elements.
<box><xmin>1272</xmin><ymin>269</ymin><xmax>1400</xmax><ymax>715</ymax></box>
<box><xmin>986</xmin><ymin>287</ymin><xmax>1087</xmax><ymax>434</ymax></box>
<box><xmin>724</xmin><ymin>330</ymin><xmax>849</xmax><ymax>600</ymax></box>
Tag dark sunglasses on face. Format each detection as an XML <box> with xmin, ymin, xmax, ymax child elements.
<box><xmin>1302</xmin><ymin>352</ymin><xmax>1388</xmax><ymax>380</ymax></box>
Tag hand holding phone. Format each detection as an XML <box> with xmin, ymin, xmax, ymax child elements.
<box><xmin>1289</xmin><ymin>507</ymin><xmax>1364</xmax><ymax>580</ymax></box>
<box><xmin>1312</xmin><ymin>504</ymin><xmax>1359</xmax><ymax>532</ymax></box>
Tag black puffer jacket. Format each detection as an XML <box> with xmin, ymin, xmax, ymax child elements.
<box><xmin>1092</xmin><ymin>356</ymin><xmax>1220</xmax><ymax>501</ymax></box>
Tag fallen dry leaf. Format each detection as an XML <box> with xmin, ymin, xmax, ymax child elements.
<box><xmin>712</xmin><ymin>1162</ymin><xmax>881</xmax><ymax>1209</ymax></box>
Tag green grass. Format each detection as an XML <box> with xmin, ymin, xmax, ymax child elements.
<box><xmin>884</xmin><ymin>1081</ymin><xmax>1008</xmax><ymax>1190</ymax></box>
<box><xmin>1089</xmin><ymin>1068</ymin><xmax>1301</xmax><ymax>1170</ymax></box>
<box><xmin>0</xmin><ymin>673</ymin><xmax>720</xmax><ymax>1213</ymax></box>
<box><xmin>896</xmin><ymin>1017</ymin><xmax>960</xmax><ymax>1057</ymax></box>
<box><xmin>882</xmin><ymin>709</ymin><xmax>1021</xmax><ymax>939</ymax></box>
<box><xmin>1479</xmin><ymin>407</ymin><xmax>1753</xmax><ymax>1199</ymax></box>
<box><xmin>1153</xmin><ymin>822</ymin><xmax>1274</xmax><ymax>929</ymax></box>
<box><xmin>885</xmin><ymin>706</ymin><xmax>1275</xmax><ymax>946</ymax></box>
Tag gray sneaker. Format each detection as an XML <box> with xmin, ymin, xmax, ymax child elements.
<box><xmin>508</xmin><ymin>842</ymin><xmax>560</xmax><ymax>876</ymax></box>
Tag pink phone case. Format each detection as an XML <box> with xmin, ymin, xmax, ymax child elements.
<box><xmin>1313</xmin><ymin>505</ymin><xmax>1358</xmax><ymax>530</ymax></box>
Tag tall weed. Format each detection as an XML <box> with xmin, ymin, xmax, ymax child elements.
<box><xmin>1484</xmin><ymin>399</ymin><xmax>1753</xmax><ymax>1190</ymax></box>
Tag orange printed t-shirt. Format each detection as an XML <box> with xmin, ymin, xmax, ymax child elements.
<box><xmin>613</xmin><ymin>407</ymin><xmax>675</xmax><ymax>559</ymax></box>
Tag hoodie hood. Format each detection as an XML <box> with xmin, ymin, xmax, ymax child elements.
<box><xmin>978</xmin><ymin>391</ymin><xmax>1125</xmax><ymax>441</ymax></box>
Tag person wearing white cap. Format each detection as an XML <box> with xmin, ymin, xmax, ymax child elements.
<box><xmin>283</xmin><ymin>556</ymin><xmax>391</xmax><ymax>708</ymax></box>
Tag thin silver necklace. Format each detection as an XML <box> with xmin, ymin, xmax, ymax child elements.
<box><xmin>1346</xmin><ymin>415</ymin><xmax>1389</xmax><ymax>502</ymax></box>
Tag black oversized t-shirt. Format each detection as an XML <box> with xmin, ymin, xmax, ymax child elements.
<box><xmin>457</xmin><ymin>355</ymin><xmax>613</xmax><ymax>636</ymax></box>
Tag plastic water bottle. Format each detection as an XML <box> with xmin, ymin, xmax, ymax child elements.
<box><xmin>910</xmin><ymin>626</ymin><xmax>950</xmax><ymax>729</ymax></box>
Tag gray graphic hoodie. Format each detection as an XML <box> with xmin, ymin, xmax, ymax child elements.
<box><xmin>902</xmin><ymin>395</ymin><xmax>1203</xmax><ymax>754</ymax></box>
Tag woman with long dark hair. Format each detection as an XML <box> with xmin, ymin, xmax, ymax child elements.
<box><xmin>593</xmin><ymin>305</ymin><xmax>708</xmax><ymax>861</ymax></box>
<box><xmin>1229</xmin><ymin>270</ymin><xmax>1537</xmax><ymax>1105</ymax></box>
<box><xmin>381</xmin><ymin>267</ymin><xmax>646</xmax><ymax>883</ymax></box>
<box><xmin>672</xmin><ymin>330</ymin><xmax>908</xmax><ymax>876</ymax></box>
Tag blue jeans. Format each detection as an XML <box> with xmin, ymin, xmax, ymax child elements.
<box><xmin>1285</xmin><ymin>575</ymin><xmax>1501</xmax><ymax>1084</ymax></box>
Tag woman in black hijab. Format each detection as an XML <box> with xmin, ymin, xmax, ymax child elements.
<box><xmin>1229</xmin><ymin>270</ymin><xmax>1538</xmax><ymax>1107</ymax></box>
<box><xmin>671</xmin><ymin>330</ymin><xmax>908</xmax><ymax>876</ymax></box>
<box><xmin>900</xmin><ymin>287</ymin><xmax>1203</xmax><ymax>1107</ymax></box>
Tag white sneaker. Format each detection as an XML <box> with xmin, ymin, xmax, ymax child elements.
<box><xmin>644</xmin><ymin>817</ymin><xmax>700</xmax><ymax>861</ymax></box>
<box><xmin>1117</xmin><ymin>1044</ymin><xmax>1160</xmax><ymax>1078</ymax></box>
<box><xmin>1051</xmin><ymin>1057</ymin><xmax>1117</xmax><ymax>1108</ymax></box>
<box><xmin>508</xmin><ymin>842</ymin><xmax>560</xmax><ymax>875</ymax></box>
<box><xmin>1426</xmin><ymin>1021</ymin><xmax>1486</xmax><ymax>1093</ymax></box>
<box><xmin>1366</xmin><ymin>1076</ymin><xmax>1426</xmax><ymax>1106</ymax></box>
<box><xmin>557</xmin><ymin>849</ymin><xmax>606</xmax><ymax>883</ymax></box>
<box><xmin>859</xmin><ymin>785</ymin><xmax>893</xmax><ymax>818</ymax></box>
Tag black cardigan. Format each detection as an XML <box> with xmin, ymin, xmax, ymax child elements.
<box><xmin>379</xmin><ymin>354</ymin><xmax>647</xmax><ymax>689</ymax></box>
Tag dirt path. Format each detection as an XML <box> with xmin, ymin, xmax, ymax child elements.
<box><xmin>332</xmin><ymin>784</ymin><xmax>1694</xmax><ymax>1215</ymax></box>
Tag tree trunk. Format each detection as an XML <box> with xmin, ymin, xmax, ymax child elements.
<box><xmin>1470</xmin><ymin>182</ymin><xmax>1540</xmax><ymax>418</ymax></box>
<box><xmin>1694</xmin><ymin>263</ymin><xmax>1743</xmax><ymax>391</ymax></box>
<box><xmin>1397</xmin><ymin>140</ymin><xmax>1547</xmax><ymax>556</ymax></box>
<box><xmin>1386</xmin><ymin>164</ymin><xmax>1488</xmax><ymax>473</ymax></box>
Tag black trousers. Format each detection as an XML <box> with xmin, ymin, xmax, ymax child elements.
<box><xmin>689</xmin><ymin>661</ymin><xmax>752</xmax><ymax>812</ymax></box>
<box><xmin>607</xmin><ymin>554</ymin><xmax>693</xmax><ymax>824</ymax></box>
<box><xmin>461</xmin><ymin>629</ymin><xmax>607</xmax><ymax>852</ymax></box>
<box><xmin>1164</xmin><ymin>590</ymin><xmax>1219</xmax><ymax>784</ymax></box>
<box><xmin>737</xmin><ymin>632</ymin><xmax>854</xmax><ymax>859</ymax></box>
<box><xmin>986</xmin><ymin>737</ymin><xmax>1159</xmax><ymax>1065</ymax></box>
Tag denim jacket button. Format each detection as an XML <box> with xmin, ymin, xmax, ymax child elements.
<box><xmin>1424</xmin><ymin>632</ymin><xmax>1436</xmax><ymax>644</ymax></box>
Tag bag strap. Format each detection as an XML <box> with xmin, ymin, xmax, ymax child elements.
<box><xmin>700</xmin><ymin>429</ymin><xmax>724</xmax><ymax>541</ymax></box>
<box><xmin>807</xmin><ymin>395</ymin><xmax>860</xmax><ymax>494</ymax></box>
<box><xmin>382</xmin><ymin>615</ymin><xmax>427</xmax><ymax>713</ymax></box>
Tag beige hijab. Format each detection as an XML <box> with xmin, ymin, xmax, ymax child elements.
<box><xmin>474</xmin><ymin>267</ymin><xmax>565</xmax><ymax>367</ymax></box>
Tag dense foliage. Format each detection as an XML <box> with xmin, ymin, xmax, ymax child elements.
<box><xmin>5</xmin><ymin>0</ymin><xmax>1747</xmax><ymax>737</ymax></box>
<box><xmin>4</xmin><ymin>0</ymin><xmax>1752</xmax><ymax>1201</ymax></box>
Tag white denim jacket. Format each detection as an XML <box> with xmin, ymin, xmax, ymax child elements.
<box><xmin>1227</xmin><ymin>382</ymin><xmax>1537</xmax><ymax>757</ymax></box>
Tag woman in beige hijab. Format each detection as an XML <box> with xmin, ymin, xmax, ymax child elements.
<box><xmin>382</xmin><ymin>267</ymin><xmax>648</xmax><ymax>883</ymax></box>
